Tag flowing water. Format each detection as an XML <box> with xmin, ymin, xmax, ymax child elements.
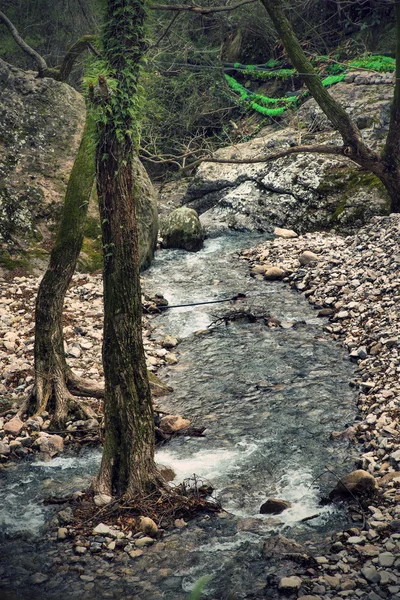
<box><xmin>0</xmin><ymin>233</ymin><xmax>358</xmax><ymax>600</ymax></box>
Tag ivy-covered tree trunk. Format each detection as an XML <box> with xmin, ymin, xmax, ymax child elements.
<box><xmin>95</xmin><ymin>0</ymin><xmax>162</xmax><ymax>498</ymax></box>
<box><xmin>25</xmin><ymin>111</ymin><xmax>102</xmax><ymax>427</ymax></box>
<box><xmin>259</xmin><ymin>0</ymin><xmax>400</xmax><ymax>213</ymax></box>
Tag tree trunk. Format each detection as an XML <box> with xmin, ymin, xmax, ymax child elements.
<box><xmin>25</xmin><ymin>110</ymin><xmax>102</xmax><ymax>427</ymax></box>
<box><xmin>96</xmin><ymin>137</ymin><xmax>160</xmax><ymax>498</ymax></box>
<box><xmin>381</xmin><ymin>1</ymin><xmax>400</xmax><ymax>213</ymax></box>
<box><xmin>95</xmin><ymin>0</ymin><xmax>162</xmax><ymax>499</ymax></box>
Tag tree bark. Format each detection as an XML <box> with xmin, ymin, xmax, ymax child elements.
<box><xmin>25</xmin><ymin>110</ymin><xmax>102</xmax><ymax>427</ymax></box>
<box><xmin>95</xmin><ymin>0</ymin><xmax>162</xmax><ymax>499</ymax></box>
<box><xmin>96</xmin><ymin>137</ymin><xmax>160</xmax><ymax>498</ymax></box>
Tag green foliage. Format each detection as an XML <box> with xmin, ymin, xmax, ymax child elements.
<box><xmin>321</xmin><ymin>74</ymin><xmax>346</xmax><ymax>87</ymax></box>
<box><xmin>224</xmin><ymin>74</ymin><xmax>298</xmax><ymax>117</ymax></box>
<box><xmin>348</xmin><ymin>55</ymin><xmax>395</xmax><ymax>72</ymax></box>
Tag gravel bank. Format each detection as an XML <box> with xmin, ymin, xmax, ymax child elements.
<box><xmin>243</xmin><ymin>214</ymin><xmax>400</xmax><ymax>598</ymax></box>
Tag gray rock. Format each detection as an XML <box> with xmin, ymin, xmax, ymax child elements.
<box><xmin>93</xmin><ymin>523</ymin><xmax>111</xmax><ymax>536</ymax></box>
<box><xmin>378</xmin><ymin>552</ymin><xmax>395</xmax><ymax>567</ymax></box>
<box><xmin>31</xmin><ymin>573</ymin><xmax>49</xmax><ymax>584</ymax></box>
<box><xmin>58</xmin><ymin>507</ymin><xmax>74</xmax><ymax>525</ymax></box>
<box><xmin>160</xmin><ymin>207</ymin><xmax>204</xmax><ymax>252</ymax></box>
<box><xmin>361</xmin><ymin>566</ymin><xmax>381</xmax><ymax>583</ymax></box>
<box><xmin>0</xmin><ymin>441</ymin><xmax>10</xmax><ymax>455</ymax></box>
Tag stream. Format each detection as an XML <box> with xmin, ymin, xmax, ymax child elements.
<box><xmin>0</xmin><ymin>232</ymin><xmax>359</xmax><ymax>600</ymax></box>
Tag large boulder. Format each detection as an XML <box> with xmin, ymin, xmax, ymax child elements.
<box><xmin>184</xmin><ymin>76</ymin><xmax>391</xmax><ymax>235</ymax></box>
<box><xmin>160</xmin><ymin>207</ymin><xmax>204</xmax><ymax>251</ymax></box>
<box><xmin>0</xmin><ymin>59</ymin><xmax>158</xmax><ymax>272</ymax></box>
<box><xmin>0</xmin><ymin>59</ymin><xmax>84</xmax><ymax>251</ymax></box>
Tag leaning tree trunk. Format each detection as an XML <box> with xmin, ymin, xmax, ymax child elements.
<box><xmin>94</xmin><ymin>0</ymin><xmax>163</xmax><ymax>499</ymax></box>
<box><xmin>380</xmin><ymin>1</ymin><xmax>400</xmax><ymax>213</ymax></box>
<box><xmin>26</xmin><ymin>110</ymin><xmax>102</xmax><ymax>427</ymax></box>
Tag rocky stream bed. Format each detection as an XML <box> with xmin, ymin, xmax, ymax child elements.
<box><xmin>1</xmin><ymin>218</ymin><xmax>400</xmax><ymax>599</ymax></box>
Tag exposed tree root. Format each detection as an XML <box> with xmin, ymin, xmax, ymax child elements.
<box><xmin>19</xmin><ymin>369</ymin><xmax>99</xmax><ymax>428</ymax></box>
<box><xmin>67</xmin><ymin>371</ymin><xmax>105</xmax><ymax>399</ymax></box>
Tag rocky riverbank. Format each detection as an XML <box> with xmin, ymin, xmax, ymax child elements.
<box><xmin>241</xmin><ymin>214</ymin><xmax>400</xmax><ymax>599</ymax></box>
<box><xmin>0</xmin><ymin>270</ymin><xmax>182</xmax><ymax>461</ymax></box>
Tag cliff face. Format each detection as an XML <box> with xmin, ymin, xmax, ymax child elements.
<box><xmin>0</xmin><ymin>59</ymin><xmax>85</xmax><ymax>249</ymax></box>
<box><xmin>184</xmin><ymin>73</ymin><xmax>393</xmax><ymax>235</ymax></box>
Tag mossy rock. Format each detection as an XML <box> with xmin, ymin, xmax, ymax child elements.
<box><xmin>160</xmin><ymin>207</ymin><xmax>204</xmax><ymax>252</ymax></box>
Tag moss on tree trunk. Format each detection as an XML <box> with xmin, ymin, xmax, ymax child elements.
<box><xmin>95</xmin><ymin>0</ymin><xmax>162</xmax><ymax>499</ymax></box>
<box><xmin>25</xmin><ymin>110</ymin><xmax>102</xmax><ymax>427</ymax></box>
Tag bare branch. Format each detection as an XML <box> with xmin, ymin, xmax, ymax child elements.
<box><xmin>57</xmin><ymin>35</ymin><xmax>100</xmax><ymax>81</ymax></box>
<box><xmin>181</xmin><ymin>143</ymin><xmax>347</xmax><ymax>171</ymax></box>
<box><xmin>0</xmin><ymin>10</ymin><xmax>48</xmax><ymax>75</ymax></box>
<box><xmin>151</xmin><ymin>0</ymin><xmax>257</xmax><ymax>14</ymax></box>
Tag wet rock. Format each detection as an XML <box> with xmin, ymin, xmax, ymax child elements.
<box><xmin>262</xmin><ymin>535</ymin><xmax>305</xmax><ymax>559</ymax></box>
<box><xmin>33</xmin><ymin>433</ymin><xmax>64</xmax><ymax>455</ymax></box>
<box><xmin>31</xmin><ymin>573</ymin><xmax>49</xmax><ymax>584</ymax></box>
<box><xmin>158</xmin><ymin>464</ymin><xmax>176</xmax><ymax>482</ymax></box>
<box><xmin>58</xmin><ymin>507</ymin><xmax>74</xmax><ymax>525</ymax></box>
<box><xmin>160</xmin><ymin>207</ymin><xmax>204</xmax><ymax>252</ymax></box>
<box><xmin>278</xmin><ymin>576</ymin><xmax>302</xmax><ymax>590</ymax></box>
<box><xmin>174</xmin><ymin>519</ymin><xmax>187</xmax><ymax>528</ymax></box>
<box><xmin>4</xmin><ymin>416</ymin><xmax>24</xmax><ymax>436</ymax></box>
<box><xmin>160</xmin><ymin>415</ymin><xmax>191</xmax><ymax>433</ymax></box>
<box><xmin>165</xmin><ymin>352</ymin><xmax>178</xmax><ymax>365</ymax></box>
<box><xmin>259</xmin><ymin>498</ymin><xmax>292</xmax><ymax>515</ymax></box>
<box><xmin>162</xmin><ymin>335</ymin><xmax>180</xmax><ymax>349</ymax></box>
<box><xmin>329</xmin><ymin>470</ymin><xmax>378</xmax><ymax>499</ymax></box>
<box><xmin>139</xmin><ymin>516</ymin><xmax>158</xmax><ymax>537</ymax></box>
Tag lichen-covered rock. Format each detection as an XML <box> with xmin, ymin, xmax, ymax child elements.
<box><xmin>160</xmin><ymin>207</ymin><xmax>204</xmax><ymax>251</ymax></box>
<box><xmin>0</xmin><ymin>59</ymin><xmax>85</xmax><ymax>250</ymax></box>
<box><xmin>184</xmin><ymin>77</ymin><xmax>391</xmax><ymax>234</ymax></box>
<box><xmin>0</xmin><ymin>59</ymin><xmax>158</xmax><ymax>272</ymax></box>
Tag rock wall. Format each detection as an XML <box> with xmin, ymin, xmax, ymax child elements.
<box><xmin>184</xmin><ymin>72</ymin><xmax>393</xmax><ymax>235</ymax></box>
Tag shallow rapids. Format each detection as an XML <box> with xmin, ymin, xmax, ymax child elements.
<box><xmin>0</xmin><ymin>232</ymin><xmax>359</xmax><ymax>600</ymax></box>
